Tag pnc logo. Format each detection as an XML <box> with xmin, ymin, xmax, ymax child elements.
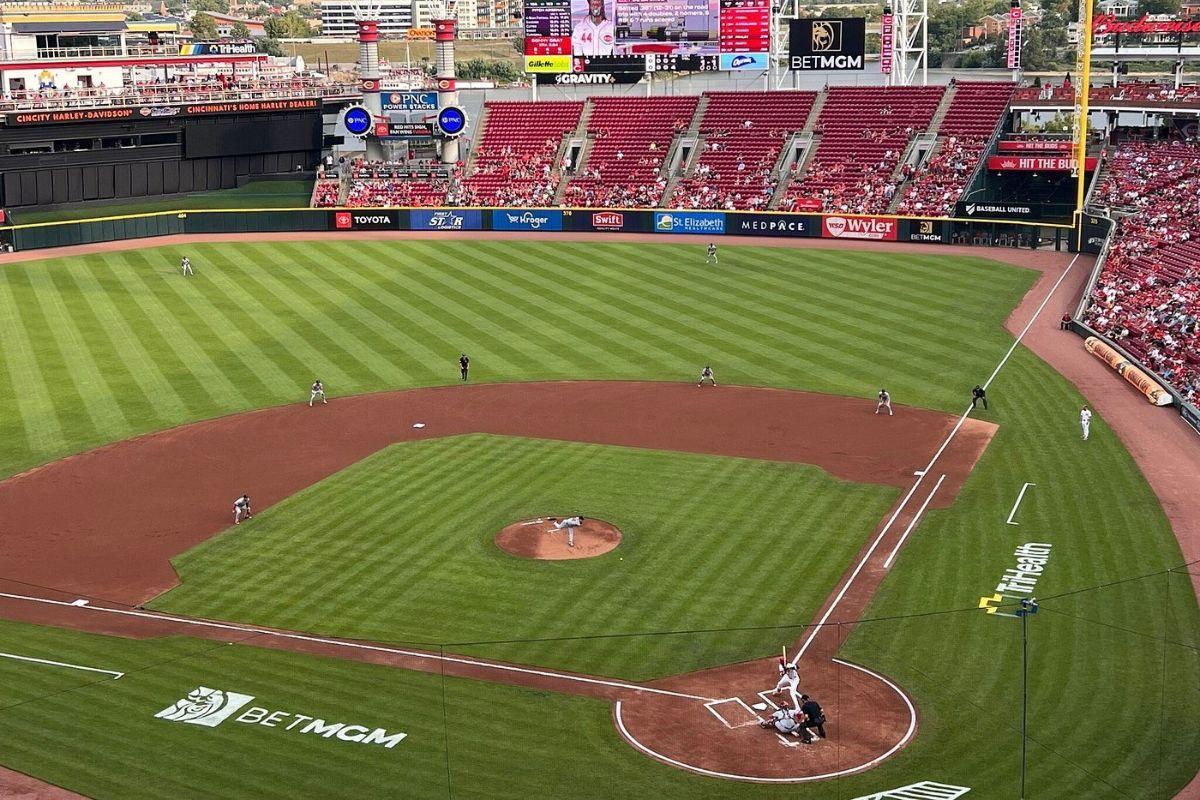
<box><xmin>155</xmin><ymin>687</ymin><xmax>255</xmax><ymax>727</ymax></box>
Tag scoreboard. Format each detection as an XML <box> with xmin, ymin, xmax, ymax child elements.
<box><xmin>524</xmin><ymin>0</ymin><xmax>572</xmax><ymax>55</ymax></box>
<box><xmin>718</xmin><ymin>0</ymin><xmax>770</xmax><ymax>54</ymax></box>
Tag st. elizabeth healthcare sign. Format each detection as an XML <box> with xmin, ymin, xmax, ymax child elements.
<box><xmin>654</xmin><ymin>211</ymin><xmax>725</xmax><ymax>235</ymax></box>
<box><xmin>155</xmin><ymin>686</ymin><xmax>407</xmax><ymax>750</ymax></box>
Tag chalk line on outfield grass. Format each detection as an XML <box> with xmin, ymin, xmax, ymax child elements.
<box><xmin>795</xmin><ymin>253</ymin><xmax>1081</xmax><ymax>660</ymax></box>
<box><xmin>0</xmin><ymin>650</ymin><xmax>123</xmax><ymax>679</ymax></box>
<box><xmin>0</xmin><ymin>592</ymin><xmax>715</xmax><ymax>703</ymax></box>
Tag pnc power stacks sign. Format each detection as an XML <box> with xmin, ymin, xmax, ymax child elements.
<box><xmin>789</xmin><ymin>18</ymin><xmax>865</xmax><ymax>71</ymax></box>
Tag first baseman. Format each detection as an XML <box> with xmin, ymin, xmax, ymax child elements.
<box><xmin>876</xmin><ymin>388</ymin><xmax>893</xmax><ymax>416</ymax></box>
<box><xmin>1080</xmin><ymin>404</ymin><xmax>1092</xmax><ymax>440</ymax></box>
<box><xmin>233</xmin><ymin>493</ymin><xmax>252</xmax><ymax>525</ymax></box>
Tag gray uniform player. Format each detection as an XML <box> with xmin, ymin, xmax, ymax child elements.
<box><xmin>550</xmin><ymin>516</ymin><xmax>583</xmax><ymax>547</ymax></box>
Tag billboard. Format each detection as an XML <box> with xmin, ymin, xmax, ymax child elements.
<box><xmin>726</xmin><ymin>212</ymin><xmax>813</xmax><ymax>236</ymax></box>
<box><xmin>523</xmin><ymin>0</ymin><xmax>767</xmax><ymax>71</ymax></box>
<box><xmin>788</xmin><ymin>18</ymin><xmax>866</xmax><ymax>71</ymax></box>
<box><xmin>986</xmin><ymin>155</ymin><xmax>1098</xmax><ymax>171</ymax></box>
<box><xmin>562</xmin><ymin>209</ymin><xmax>653</xmax><ymax>231</ymax></box>
<box><xmin>382</xmin><ymin>91</ymin><xmax>438</xmax><ymax>112</ymax></box>
<box><xmin>654</xmin><ymin>210</ymin><xmax>725</xmax><ymax>234</ymax></box>
<box><xmin>410</xmin><ymin>209</ymin><xmax>483</xmax><ymax>230</ymax></box>
<box><xmin>5</xmin><ymin>98</ymin><xmax>320</xmax><ymax>126</ymax></box>
<box><xmin>330</xmin><ymin>211</ymin><xmax>401</xmax><ymax>231</ymax></box>
<box><xmin>821</xmin><ymin>214</ymin><xmax>896</xmax><ymax>240</ymax></box>
<box><xmin>491</xmin><ymin>209</ymin><xmax>564</xmax><ymax>231</ymax></box>
<box><xmin>903</xmin><ymin>218</ymin><xmax>951</xmax><ymax>243</ymax></box>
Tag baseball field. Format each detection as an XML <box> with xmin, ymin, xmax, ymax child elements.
<box><xmin>0</xmin><ymin>237</ymin><xmax>1196</xmax><ymax>799</ymax></box>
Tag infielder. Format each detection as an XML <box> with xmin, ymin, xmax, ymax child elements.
<box><xmin>549</xmin><ymin>516</ymin><xmax>583</xmax><ymax>547</ymax></box>
<box><xmin>697</xmin><ymin>365</ymin><xmax>717</xmax><ymax>387</ymax></box>
<box><xmin>1080</xmin><ymin>404</ymin><xmax>1092</xmax><ymax>440</ymax></box>
<box><xmin>309</xmin><ymin>379</ymin><xmax>327</xmax><ymax>406</ymax></box>
<box><xmin>706</xmin><ymin>243</ymin><xmax>718</xmax><ymax>264</ymax></box>
<box><xmin>876</xmin><ymin>388</ymin><xmax>893</xmax><ymax>416</ymax></box>
<box><xmin>772</xmin><ymin>656</ymin><xmax>801</xmax><ymax>709</ymax></box>
<box><xmin>180</xmin><ymin>256</ymin><xmax>193</xmax><ymax>276</ymax></box>
<box><xmin>233</xmin><ymin>494</ymin><xmax>252</xmax><ymax>525</ymax></box>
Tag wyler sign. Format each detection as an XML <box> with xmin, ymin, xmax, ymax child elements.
<box><xmin>821</xmin><ymin>214</ymin><xmax>896</xmax><ymax>241</ymax></box>
<box><xmin>155</xmin><ymin>686</ymin><xmax>407</xmax><ymax>750</ymax></box>
<box><xmin>330</xmin><ymin>211</ymin><xmax>400</xmax><ymax>231</ymax></box>
<box><xmin>789</xmin><ymin>18</ymin><xmax>866</xmax><ymax>71</ymax></box>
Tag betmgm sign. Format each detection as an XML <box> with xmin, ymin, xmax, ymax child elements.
<box><xmin>788</xmin><ymin>18</ymin><xmax>866</xmax><ymax>71</ymax></box>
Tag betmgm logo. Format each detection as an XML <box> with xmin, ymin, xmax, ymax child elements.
<box><xmin>155</xmin><ymin>687</ymin><xmax>254</xmax><ymax>728</ymax></box>
<box><xmin>155</xmin><ymin>686</ymin><xmax>408</xmax><ymax>750</ymax></box>
<box><xmin>811</xmin><ymin>21</ymin><xmax>841</xmax><ymax>52</ymax></box>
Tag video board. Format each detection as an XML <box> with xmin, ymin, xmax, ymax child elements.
<box><xmin>523</xmin><ymin>0</ymin><xmax>767</xmax><ymax>71</ymax></box>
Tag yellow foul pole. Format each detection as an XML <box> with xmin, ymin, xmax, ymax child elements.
<box><xmin>1074</xmin><ymin>0</ymin><xmax>1095</xmax><ymax>246</ymax></box>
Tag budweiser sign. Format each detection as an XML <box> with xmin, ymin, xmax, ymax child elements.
<box><xmin>822</xmin><ymin>215</ymin><xmax>897</xmax><ymax>241</ymax></box>
<box><xmin>987</xmin><ymin>155</ymin><xmax>1099</xmax><ymax>171</ymax></box>
<box><xmin>1092</xmin><ymin>13</ymin><xmax>1200</xmax><ymax>35</ymax></box>
<box><xmin>997</xmin><ymin>140</ymin><xmax>1074</xmax><ymax>152</ymax></box>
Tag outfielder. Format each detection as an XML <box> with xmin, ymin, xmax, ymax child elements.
<box><xmin>180</xmin><ymin>256</ymin><xmax>193</xmax><ymax>276</ymax></box>
<box><xmin>773</xmin><ymin>655</ymin><xmax>801</xmax><ymax>709</ymax></box>
<box><xmin>697</xmin><ymin>365</ymin><xmax>717</xmax><ymax>387</ymax></box>
<box><xmin>876</xmin><ymin>388</ymin><xmax>893</xmax><ymax>416</ymax></box>
<box><xmin>549</xmin><ymin>516</ymin><xmax>583</xmax><ymax>547</ymax></box>
<box><xmin>233</xmin><ymin>494</ymin><xmax>252</xmax><ymax>525</ymax></box>
<box><xmin>309</xmin><ymin>379</ymin><xmax>327</xmax><ymax>406</ymax></box>
<box><xmin>706</xmin><ymin>243</ymin><xmax>718</xmax><ymax>264</ymax></box>
<box><xmin>1080</xmin><ymin>404</ymin><xmax>1092</xmax><ymax>440</ymax></box>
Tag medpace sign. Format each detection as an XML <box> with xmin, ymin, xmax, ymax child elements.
<box><xmin>726</xmin><ymin>212</ymin><xmax>812</xmax><ymax>236</ymax></box>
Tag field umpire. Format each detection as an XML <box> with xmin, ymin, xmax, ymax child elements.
<box><xmin>971</xmin><ymin>384</ymin><xmax>988</xmax><ymax>410</ymax></box>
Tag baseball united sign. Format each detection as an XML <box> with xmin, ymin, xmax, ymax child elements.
<box><xmin>788</xmin><ymin>18</ymin><xmax>865</xmax><ymax>71</ymax></box>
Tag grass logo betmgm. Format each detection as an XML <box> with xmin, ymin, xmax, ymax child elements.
<box><xmin>155</xmin><ymin>687</ymin><xmax>254</xmax><ymax>727</ymax></box>
<box><xmin>155</xmin><ymin>686</ymin><xmax>408</xmax><ymax>750</ymax></box>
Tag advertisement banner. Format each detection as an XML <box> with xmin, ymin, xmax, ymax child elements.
<box><xmin>562</xmin><ymin>209</ymin><xmax>652</xmax><ymax>232</ymax></box>
<box><xmin>654</xmin><ymin>210</ymin><xmax>726</xmax><ymax>235</ymax></box>
<box><xmin>409</xmin><ymin>209</ymin><xmax>483</xmax><ymax>231</ymax></box>
<box><xmin>1078</xmin><ymin>214</ymin><xmax>1112</xmax><ymax>254</ymax></box>
<box><xmin>997</xmin><ymin>139</ymin><xmax>1074</xmax><ymax>152</ymax></box>
<box><xmin>382</xmin><ymin>91</ymin><xmax>438</xmax><ymax>112</ymax></box>
<box><xmin>1006</xmin><ymin>3</ymin><xmax>1022</xmax><ymax>70</ymax></box>
<box><xmin>956</xmin><ymin>201</ymin><xmax>1040</xmax><ymax>220</ymax></box>
<box><xmin>903</xmin><ymin>218</ymin><xmax>951</xmax><ymax>243</ymax></box>
<box><xmin>719</xmin><ymin>52</ymin><xmax>769</xmax><ymax>70</ymax></box>
<box><xmin>880</xmin><ymin>11</ymin><xmax>893</xmax><ymax>74</ymax></box>
<box><xmin>1084</xmin><ymin>337</ymin><xmax>1173</xmax><ymax>406</ymax></box>
<box><xmin>726</xmin><ymin>212</ymin><xmax>813</xmax><ymax>236</ymax></box>
<box><xmin>179</xmin><ymin>42</ymin><xmax>258</xmax><ymax>56</ymax></box>
<box><xmin>491</xmin><ymin>209</ymin><xmax>564</xmax><ymax>231</ymax></box>
<box><xmin>987</xmin><ymin>155</ymin><xmax>1098</xmax><ymax>171</ymax></box>
<box><xmin>788</xmin><ymin>18</ymin><xmax>866</xmax><ymax>71</ymax></box>
<box><xmin>525</xmin><ymin>55</ymin><xmax>573</xmax><ymax>72</ymax></box>
<box><xmin>1181</xmin><ymin>402</ymin><xmax>1200</xmax><ymax>435</ymax></box>
<box><xmin>329</xmin><ymin>211</ymin><xmax>401</xmax><ymax>231</ymax></box>
<box><xmin>821</xmin><ymin>214</ymin><xmax>897</xmax><ymax>241</ymax></box>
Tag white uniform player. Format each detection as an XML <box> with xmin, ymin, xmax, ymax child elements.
<box><xmin>233</xmin><ymin>494</ymin><xmax>252</xmax><ymax>525</ymax></box>
<box><xmin>876</xmin><ymin>389</ymin><xmax>893</xmax><ymax>416</ymax></box>
<box><xmin>759</xmin><ymin>703</ymin><xmax>802</xmax><ymax>735</ymax></box>
<box><xmin>550</xmin><ymin>516</ymin><xmax>583</xmax><ymax>547</ymax></box>
<box><xmin>1080</xmin><ymin>405</ymin><xmax>1092</xmax><ymax>440</ymax></box>
<box><xmin>310</xmin><ymin>380</ymin><xmax>327</xmax><ymax>406</ymax></box>
<box><xmin>180</xmin><ymin>256</ymin><xmax>193</xmax><ymax>276</ymax></box>
<box><xmin>698</xmin><ymin>365</ymin><xmax>717</xmax><ymax>387</ymax></box>
<box><xmin>706</xmin><ymin>243</ymin><xmax>718</xmax><ymax>264</ymax></box>
<box><xmin>572</xmin><ymin>0</ymin><xmax>615</xmax><ymax>55</ymax></box>
<box><xmin>773</xmin><ymin>658</ymin><xmax>801</xmax><ymax>709</ymax></box>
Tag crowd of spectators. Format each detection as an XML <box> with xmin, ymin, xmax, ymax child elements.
<box><xmin>0</xmin><ymin>74</ymin><xmax>351</xmax><ymax>111</ymax></box>
<box><xmin>1083</xmin><ymin>138</ymin><xmax>1200</xmax><ymax>402</ymax></box>
<box><xmin>311</xmin><ymin>180</ymin><xmax>341</xmax><ymax>207</ymax></box>
<box><xmin>460</xmin><ymin>141</ymin><xmax>564</xmax><ymax>206</ymax></box>
<box><xmin>894</xmin><ymin>136</ymin><xmax>988</xmax><ymax>215</ymax></box>
<box><xmin>345</xmin><ymin>179</ymin><xmax>450</xmax><ymax>207</ymax></box>
<box><xmin>1013</xmin><ymin>80</ymin><xmax>1200</xmax><ymax>105</ymax></box>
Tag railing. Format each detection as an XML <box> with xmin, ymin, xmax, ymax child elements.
<box><xmin>0</xmin><ymin>82</ymin><xmax>359</xmax><ymax>113</ymax></box>
<box><xmin>27</xmin><ymin>44</ymin><xmax>186</xmax><ymax>60</ymax></box>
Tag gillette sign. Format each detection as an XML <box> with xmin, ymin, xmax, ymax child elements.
<box><xmin>821</xmin><ymin>215</ymin><xmax>897</xmax><ymax>241</ymax></box>
<box><xmin>155</xmin><ymin>687</ymin><xmax>407</xmax><ymax>750</ymax></box>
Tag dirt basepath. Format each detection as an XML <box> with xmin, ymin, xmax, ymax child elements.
<box><xmin>0</xmin><ymin>767</ymin><xmax>82</xmax><ymax>800</ymax></box>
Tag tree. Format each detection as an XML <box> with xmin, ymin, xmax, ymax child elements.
<box><xmin>190</xmin><ymin>12</ymin><xmax>218</xmax><ymax>40</ymax></box>
<box><xmin>259</xmin><ymin>37</ymin><xmax>285</xmax><ymax>56</ymax></box>
<box><xmin>1140</xmin><ymin>0</ymin><xmax>1181</xmax><ymax>14</ymax></box>
<box><xmin>264</xmin><ymin>10</ymin><xmax>312</xmax><ymax>39</ymax></box>
<box><xmin>230</xmin><ymin>21</ymin><xmax>251</xmax><ymax>38</ymax></box>
<box><xmin>190</xmin><ymin>0</ymin><xmax>230</xmax><ymax>13</ymax></box>
<box><xmin>126</xmin><ymin>11</ymin><xmax>144</xmax><ymax>21</ymax></box>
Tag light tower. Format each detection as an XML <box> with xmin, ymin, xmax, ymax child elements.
<box><xmin>433</xmin><ymin>17</ymin><xmax>462</xmax><ymax>164</ymax></box>
<box><xmin>889</xmin><ymin>0</ymin><xmax>928</xmax><ymax>86</ymax></box>
<box><xmin>353</xmin><ymin>0</ymin><xmax>385</xmax><ymax>160</ymax></box>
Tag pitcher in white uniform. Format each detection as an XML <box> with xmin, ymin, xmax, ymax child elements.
<box><xmin>550</xmin><ymin>516</ymin><xmax>583</xmax><ymax>547</ymax></box>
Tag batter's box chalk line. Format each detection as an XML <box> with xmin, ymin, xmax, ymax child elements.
<box><xmin>703</xmin><ymin>697</ymin><xmax>762</xmax><ymax>729</ymax></box>
<box><xmin>851</xmin><ymin>780</ymin><xmax>971</xmax><ymax>800</ymax></box>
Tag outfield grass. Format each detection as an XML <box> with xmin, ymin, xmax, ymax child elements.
<box><xmin>9</xmin><ymin>180</ymin><xmax>314</xmax><ymax>225</ymax></box>
<box><xmin>153</xmin><ymin>434</ymin><xmax>898</xmax><ymax>679</ymax></box>
<box><xmin>0</xmin><ymin>240</ymin><xmax>1195</xmax><ymax>799</ymax></box>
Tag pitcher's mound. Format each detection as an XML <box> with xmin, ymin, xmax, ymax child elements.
<box><xmin>495</xmin><ymin>517</ymin><xmax>622</xmax><ymax>560</ymax></box>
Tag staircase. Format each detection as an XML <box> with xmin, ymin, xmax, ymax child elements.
<box><xmin>800</xmin><ymin>89</ymin><xmax>827</xmax><ymax>135</ymax></box>
<box><xmin>768</xmin><ymin>133</ymin><xmax>819</xmax><ymax>209</ymax></box>
<box><xmin>887</xmin><ymin>136</ymin><xmax>941</xmax><ymax>212</ymax></box>
<box><xmin>554</xmin><ymin>101</ymin><xmax>597</xmax><ymax>204</ymax></box>
<box><xmin>462</xmin><ymin>102</ymin><xmax>490</xmax><ymax>177</ymax></box>
<box><xmin>926</xmin><ymin>84</ymin><xmax>957</xmax><ymax>136</ymax></box>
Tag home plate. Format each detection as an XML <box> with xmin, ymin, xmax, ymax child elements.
<box><xmin>412</xmin><ymin>423</ymin><xmax>426</xmax><ymax>428</ymax></box>
<box><xmin>751</xmin><ymin>702</ymin><xmax>769</xmax><ymax>711</ymax></box>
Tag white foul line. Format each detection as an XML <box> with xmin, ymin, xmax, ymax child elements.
<box><xmin>0</xmin><ymin>591</ymin><xmax>713</xmax><ymax>703</ymax></box>
<box><xmin>612</xmin><ymin>657</ymin><xmax>918</xmax><ymax>783</ymax></box>
<box><xmin>0</xmin><ymin>651</ymin><xmax>123</xmax><ymax>679</ymax></box>
<box><xmin>795</xmin><ymin>253</ymin><xmax>1080</xmax><ymax>661</ymax></box>
<box><xmin>1006</xmin><ymin>483</ymin><xmax>1036</xmax><ymax>526</ymax></box>
<box><xmin>882</xmin><ymin>474</ymin><xmax>947</xmax><ymax>569</ymax></box>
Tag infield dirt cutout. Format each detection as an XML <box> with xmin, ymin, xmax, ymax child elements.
<box><xmin>0</xmin><ymin>381</ymin><xmax>996</xmax><ymax>784</ymax></box>
<box><xmin>496</xmin><ymin>517</ymin><xmax>622</xmax><ymax>560</ymax></box>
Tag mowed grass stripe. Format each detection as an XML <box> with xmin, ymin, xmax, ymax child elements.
<box><xmin>0</xmin><ymin>269</ymin><xmax>68</xmax><ymax>456</ymax></box>
<box><xmin>58</xmin><ymin>258</ymin><xmax>193</xmax><ymax>426</ymax></box>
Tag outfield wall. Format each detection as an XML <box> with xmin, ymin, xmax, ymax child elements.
<box><xmin>0</xmin><ymin>206</ymin><xmax>1072</xmax><ymax>253</ymax></box>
